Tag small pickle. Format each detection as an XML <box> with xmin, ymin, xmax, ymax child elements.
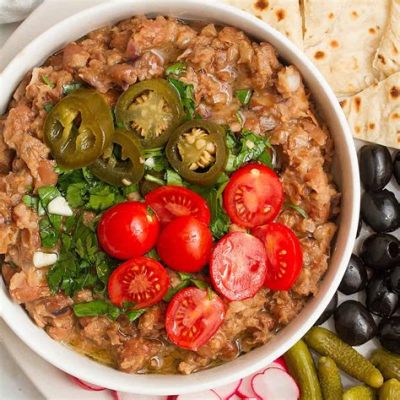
<box><xmin>343</xmin><ymin>386</ymin><xmax>376</xmax><ymax>400</ymax></box>
<box><xmin>115</xmin><ymin>79</ymin><xmax>184</xmax><ymax>148</ymax></box>
<box><xmin>89</xmin><ymin>129</ymin><xmax>144</xmax><ymax>186</ymax></box>
<box><xmin>304</xmin><ymin>327</ymin><xmax>384</xmax><ymax>388</ymax></box>
<box><xmin>379</xmin><ymin>379</ymin><xmax>400</xmax><ymax>400</ymax></box>
<box><xmin>371</xmin><ymin>348</ymin><xmax>400</xmax><ymax>381</ymax></box>
<box><xmin>44</xmin><ymin>89</ymin><xmax>113</xmax><ymax>168</ymax></box>
<box><xmin>318</xmin><ymin>356</ymin><xmax>343</xmax><ymax>400</ymax></box>
<box><xmin>284</xmin><ymin>340</ymin><xmax>323</xmax><ymax>400</ymax></box>
<box><xmin>166</xmin><ymin>120</ymin><xmax>227</xmax><ymax>186</ymax></box>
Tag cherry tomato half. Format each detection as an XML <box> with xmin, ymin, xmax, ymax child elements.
<box><xmin>145</xmin><ymin>185</ymin><xmax>211</xmax><ymax>226</ymax></box>
<box><xmin>97</xmin><ymin>201</ymin><xmax>159</xmax><ymax>260</ymax></box>
<box><xmin>210</xmin><ymin>232</ymin><xmax>267</xmax><ymax>301</ymax></box>
<box><xmin>252</xmin><ymin>223</ymin><xmax>303</xmax><ymax>291</ymax></box>
<box><xmin>223</xmin><ymin>163</ymin><xmax>283</xmax><ymax>228</ymax></box>
<box><xmin>157</xmin><ymin>216</ymin><xmax>212</xmax><ymax>273</ymax></box>
<box><xmin>165</xmin><ymin>287</ymin><xmax>226</xmax><ymax>351</ymax></box>
<box><xmin>108</xmin><ymin>256</ymin><xmax>169</xmax><ymax>308</ymax></box>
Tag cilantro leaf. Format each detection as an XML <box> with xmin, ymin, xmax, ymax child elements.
<box><xmin>66</xmin><ymin>182</ymin><xmax>87</xmax><ymax>208</ymax></box>
<box><xmin>126</xmin><ymin>309</ymin><xmax>147</xmax><ymax>322</ymax></box>
<box><xmin>44</xmin><ymin>103</ymin><xmax>53</xmax><ymax>113</ymax></box>
<box><xmin>63</xmin><ymin>82</ymin><xmax>84</xmax><ymax>95</ymax></box>
<box><xmin>165</xmin><ymin>168</ymin><xmax>184</xmax><ymax>186</ymax></box>
<box><xmin>235</xmin><ymin>89</ymin><xmax>252</xmax><ymax>105</ymax></box>
<box><xmin>87</xmin><ymin>186</ymin><xmax>116</xmax><ymax>211</ymax></box>
<box><xmin>38</xmin><ymin>186</ymin><xmax>62</xmax><ymax>207</ymax></box>
<box><xmin>73</xmin><ymin>300</ymin><xmax>121</xmax><ymax>319</ymax></box>
<box><xmin>39</xmin><ymin>217</ymin><xmax>59</xmax><ymax>249</ymax></box>
<box><xmin>163</xmin><ymin>280</ymin><xmax>191</xmax><ymax>302</ymax></box>
<box><xmin>165</xmin><ymin>62</ymin><xmax>187</xmax><ymax>76</ymax></box>
<box><xmin>285</xmin><ymin>203</ymin><xmax>308</xmax><ymax>219</ymax></box>
<box><xmin>167</xmin><ymin>78</ymin><xmax>196</xmax><ymax>119</ymax></box>
<box><xmin>41</xmin><ymin>74</ymin><xmax>54</xmax><ymax>88</ymax></box>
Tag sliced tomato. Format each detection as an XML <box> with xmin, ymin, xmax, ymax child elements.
<box><xmin>252</xmin><ymin>223</ymin><xmax>303</xmax><ymax>291</ymax></box>
<box><xmin>108</xmin><ymin>256</ymin><xmax>169</xmax><ymax>308</ymax></box>
<box><xmin>145</xmin><ymin>185</ymin><xmax>211</xmax><ymax>226</ymax></box>
<box><xmin>165</xmin><ymin>287</ymin><xmax>226</xmax><ymax>351</ymax></box>
<box><xmin>210</xmin><ymin>232</ymin><xmax>267</xmax><ymax>301</ymax></box>
<box><xmin>157</xmin><ymin>216</ymin><xmax>213</xmax><ymax>273</ymax></box>
<box><xmin>223</xmin><ymin>163</ymin><xmax>283</xmax><ymax>228</ymax></box>
<box><xmin>97</xmin><ymin>201</ymin><xmax>159</xmax><ymax>260</ymax></box>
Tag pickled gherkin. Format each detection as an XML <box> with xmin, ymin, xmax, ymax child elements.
<box><xmin>343</xmin><ymin>385</ymin><xmax>376</xmax><ymax>400</ymax></box>
<box><xmin>370</xmin><ymin>348</ymin><xmax>400</xmax><ymax>381</ymax></box>
<box><xmin>304</xmin><ymin>327</ymin><xmax>383</xmax><ymax>388</ymax></box>
<box><xmin>379</xmin><ymin>379</ymin><xmax>400</xmax><ymax>400</ymax></box>
<box><xmin>317</xmin><ymin>356</ymin><xmax>342</xmax><ymax>400</ymax></box>
<box><xmin>284</xmin><ymin>340</ymin><xmax>323</xmax><ymax>400</ymax></box>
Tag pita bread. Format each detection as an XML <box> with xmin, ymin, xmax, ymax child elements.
<box><xmin>341</xmin><ymin>72</ymin><xmax>400</xmax><ymax>148</ymax></box>
<box><xmin>222</xmin><ymin>0</ymin><xmax>303</xmax><ymax>49</ymax></box>
<box><xmin>303</xmin><ymin>0</ymin><xmax>390</xmax><ymax>98</ymax></box>
<box><xmin>373</xmin><ymin>0</ymin><xmax>400</xmax><ymax>77</ymax></box>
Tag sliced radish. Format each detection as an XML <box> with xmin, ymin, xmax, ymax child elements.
<box><xmin>175</xmin><ymin>391</ymin><xmax>221</xmax><ymax>400</ymax></box>
<box><xmin>237</xmin><ymin>374</ymin><xmax>258</xmax><ymax>399</ymax></box>
<box><xmin>228</xmin><ymin>395</ymin><xmax>243</xmax><ymax>400</ymax></box>
<box><xmin>273</xmin><ymin>357</ymin><xmax>288</xmax><ymax>371</ymax></box>
<box><xmin>112</xmin><ymin>391</ymin><xmax>122</xmax><ymax>400</ymax></box>
<box><xmin>213</xmin><ymin>380</ymin><xmax>241</xmax><ymax>399</ymax></box>
<box><xmin>68</xmin><ymin>375</ymin><xmax>106</xmax><ymax>391</ymax></box>
<box><xmin>251</xmin><ymin>368</ymin><xmax>299</xmax><ymax>400</ymax></box>
<box><xmin>118</xmin><ymin>394</ymin><xmax>167</xmax><ymax>400</ymax></box>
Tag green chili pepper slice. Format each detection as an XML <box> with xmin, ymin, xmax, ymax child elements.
<box><xmin>89</xmin><ymin>129</ymin><xmax>145</xmax><ymax>186</ymax></box>
<box><xmin>166</xmin><ymin>120</ymin><xmax>227</xmax><ymax>186</ymax></box>
<box><xmin>115</xmin><ymin>79</ymin><xmax>184</xmax><ymax>148</ymax></box>
<box><xmin>44</xmin><ymin>89</ymin><xmax>113</xmax><ymax>168</ymax></box>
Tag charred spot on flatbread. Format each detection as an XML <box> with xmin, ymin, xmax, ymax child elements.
<box><xmin>330</xmin><ymin>40</ymin><xmax>339</xmax><ymax>48</ymax></box>
<box><xmin>276</xmin><ymin>9</ymin><xmax>286</xmax><ymax>21</ymax></box>
<box><xmin>369</xmin><ymin>123</ymin><xmax>376</xmax><ymax>130</ymax></box>
<box><xmin>354</xmin><ymin>96</ymin><xmax>362</xmax><ymax>112</ymax></box>
<box><xmin>314</xmin><ymin>51</ymin><xmax>325</xmax><ymax>60</ymax></box>
<box><xmin>355</xmin><ymin>125</ymin><xmax>361</xmax><ymax>134</ymax></box>
<box><xmin>369</xmin><ymin>27</ymin><xmax>377</xmax><ymax>34</ymax></box>
<box><xmin>378</xmin><ymin>54</ymin><xmax>386</xmax><ymax>64</ymax></box>
<box><xmin>390</xmin><ymin>86</ymin><xmax>400</xmax><ymax>98</ymax></box>
<box><xmin>340</xmin><ymin>99</ymin><xmax>348</xmax><ymax>108</ymax></box>
<box><xmin>351</xmin><ymin>11</ymin><xmax>359</xmax><ymax>19</ymax></box>
<box><xmin>255</xmin><ymin>0</ymin><xmax>269</xmax><ymax>10</ymax></box>
<box><xmin>328</xmin><ymin>12</ymin><xmax>335</xmax><ymax>19</ymax></box>
<box><xmin>392</xmin><ymin>113</ymin><xmax>400</xmax><ymax>120</ymax></box>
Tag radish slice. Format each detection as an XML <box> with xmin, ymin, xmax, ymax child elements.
<box><xmin>68</xmin><ymin>375</ymin><xmax>106</xmax><ymax>391</ymax></box>
<box><xmin>176</xmin><ymin>391</ymin><xmax>221</xmax><ymax>400</ymax></box>
<box><xmin>237</xmin><ymin>374</ymin><xmax>258</xmax><ymax>398</ymax></box>
<box><xmin>112</xmin><ymin>391</ymin><xmax>122</xmax><ymax>400</ymax></box>
<box><xmin>273</xmin><ymin>357</ymin><xmax>288</xmax><ymax>371</ymax></box>
<box><xmin>251</xmin><ymin>368</ymin><xmax>299</xmax><ymax>400</ymax></box>
<box><xmin>213</xmin><ymin>380</ymin><xmax>241</xmax><ymax>399</ymax></box>
<box><xmin>228</xmin><ymin>395</ymin><xmax>243</xmax><ymax>400</ymax></box>
<box><xmin>118</xmin><ymin>394</ymin><xmax>167</xmax><ymax>400</ymax></box>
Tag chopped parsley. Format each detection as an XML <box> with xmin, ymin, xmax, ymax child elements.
<box><xmin>63</xmin><ymin>82</ymin><xmax>84</xmax><ymax>95</ymax></box>
<box><xmin>167</xmin><ymin>78</ymin><xmax>196</xmax><ymax>120</ymax></box>
<box><xmin>165</xmin><ymin>168</ymin><xmax>184</xmax><ymax>186</ymax></box>
<box><xmin>163</xmin><ymin>272</ymin><xmax>210</xmax><ymax>301</ymax></box>
<box><xmin>165</xmin><ymin>62</ymin><xmax>187</xmax><ymax>76</ymax></box>
<box><xmin>235</xmin><ymin>89</ymin><xmax>253</xmax><ymax>105</ymax></box>
<box><xmin>41</xmin><ymin>74</ymin><xmax>55</xmax><ymax>88</ymax></box>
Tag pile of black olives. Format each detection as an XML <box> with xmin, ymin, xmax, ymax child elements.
<box><xmin>315</xmin><ymin>145</ymin><xmax>400</xmax><ymax>354</ymax></box>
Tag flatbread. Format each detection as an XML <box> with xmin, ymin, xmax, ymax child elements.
<box><xmin>341</xmin><ymin>72</ymin><xmax>400</xmax><ymax>148</ymax></box>
<box><xmin>303</xmin><ymin>0</ymin><xmax>390</xmax><ymax>98</ymax></box>
<box><xmin>373</xmin><ymin>0</ymin><xmax>400</xmax><ymax>77</ymax></box>
<box><xmin>222</xmin><ymin>0</ymin><xmax>303</xmax><ymax>49</ymax></box>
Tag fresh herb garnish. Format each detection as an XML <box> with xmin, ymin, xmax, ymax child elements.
<box><xmin>285</xmin><ymin>203</ymin><xmax>308</xmax><ymax>219</ymax></box>
<box><xmin>63</xmin><ymin>82</ymin><xmax>84</xmax><ymax>95</ymax></box>
<box><xmin>144</xmin><ymin>174</ymin><xmax>165</xmax><ymax>186</ymax></box>
<box><xmin>235</xmin><ymin>89</ymin><xmax>253</xmax><ymax>105</ymax></box>
<box><xmin>225</xmin><ymin>129</ymin><xmax>271</xmax><ymax>172</ymax></box>
<box><xmin>145</xmin><ymin>248</ymin><xmax>160</xmax><ymax>260</ymax></box>
<box><xmin>41</xmin><ymin>74</ymin><xmax>55</xmax><ymax>88</ymax></box>
<box><xmin>126</xmin><ymin>309</ymin><xmax>147</xmax><ymax>322</ymax></box>
<box><xmin>143</xmin><ymin>147</ymin><xmax>168</xmax><ymax>172</ymax></box>
<box><xmin>163</xmin><ymin>281</ymin><xmax>191</xmax><ymax>302</ymax></box>
<box><xmin>43</xmin><ymin>103</ymin><xmax>54</xmax><ymax>113</ymax></box>
<box><xmin>165</xmin><ymin>168</ymin><xmax>184</xmax><ymax>186</ymax></box>
<box><xmin>167</xmin><ymin>78</ymin><xmax>196</xmax><ymax>120</ymax></box>
<box><xmin>165</xmin><ymin>62</ymin><xmax>187</xmax><ymax>76</ymax></box>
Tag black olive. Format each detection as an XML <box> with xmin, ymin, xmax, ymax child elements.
<box><xmin>366</xmin><ymin>275</ymin><xmax>399</xmax><ymax>318</ymax></box>
<box><xmin>360</xmin><ymin>233</ymin><xmax>400</xmax><ymax>270</ymax></box>
<box><xmin>357</xmin><ymin>216</ymin><xmax>362</xmax><ymax>238</ymax></box>
<box><xmin>359</xmin><ymin>144</ymin><xmax>392</xmax><ymax>191</ymax></box>
<box><xmin>361</xmin><ymin>189</ymin><xmax>400</xmax><ymax>233</ymax></box>
<box><xmin>315</xmin><ymin>292</ymin><xmax>338</xmax><ymax>325</ymax></box>
<box><xmin>379</xmin><ymin>316</ymin><xmax>400</xmax><ymax>354</ymax></box>
<box><xmin>393</xmin><ymin>151</ymin><xmax>400</xmax><ymax>185</ymax></box>
<box><xmin>339</xmin><ymin>254</ymin><xmax>368</xmax><ymax>295</ymax></box>
<box><xmin>389</xmin><ymin>266</ymin><xmax>400</xmax><ymax>294</ymax></box>
<box><xmin>334</xmin><ymin>300</ymin><xmax>377</xmax><ymax>346</ymax></box>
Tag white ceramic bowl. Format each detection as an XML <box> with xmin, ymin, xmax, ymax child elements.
<box><xmin>0</xmin><ymin>0</ymin><xmax>360</xmax><ymax>395</ymax></box>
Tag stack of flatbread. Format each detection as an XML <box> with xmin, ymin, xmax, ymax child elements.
<box><xmin>223</xmin><ymin>0</ymin><xmax>400</xmax><ymax>148</ymax></box>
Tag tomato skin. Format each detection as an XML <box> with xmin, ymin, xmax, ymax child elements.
<box><xmin>108</xmin><ymin>256</ymin><xmax>169</xmax><ymax>308</ymax></box>
<box><xmin>145</xmin><ymin>185</ymin><xmax>211</xmax><ymax>226</ymax></box>
<box><xmin>210</xmin><ymin>232</ymin><xmax>267</xmax><ymax>301</ymax></box>
<box><xmin>97</xmin><ymin>201</ymin><xmax>159</xmax><ymax>260</ymax></box>
<box><xmin>157</xmin><ymin>216</ymin><xmax>213</xmax><ymax>273</ymax></box>
<box><xmin>252</xmin><ymin>223</ymin><xmax>303</xmax><ymax>291</ymax></box>
<box><xmin>165</xmin><ymin>287</ymin><xmax>226</xmax><ymax>351</ymax></box>
<box><xmin>223</xmin><ymin>163</ymin><xmax>283</xmax><ymax>228</ymax></box>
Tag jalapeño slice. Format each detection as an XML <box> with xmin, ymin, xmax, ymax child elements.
<box><xmin>115</xmin><ymin>79</ymin><xmax>184</xmax><ymax>148</ymax></box>
<box><xmin>44</xmin><ymin>89</ymin><xmax>113</xmax><ymax>168</ymax></box>
<box><xmin>89</xmin><ymin>129</ymin><xmax>145</xmax><ymax>186</ymax></box>
<box><xmin>166</xmin><ymin>120</ymin><xmax>227</xmax><ymax>186</ymax></box>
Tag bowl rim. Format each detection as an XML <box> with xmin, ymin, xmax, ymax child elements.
<box><xmin>0</xmin><ymin>0</ymin><xmax>360</xmax><ymax>394</ymax></box>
